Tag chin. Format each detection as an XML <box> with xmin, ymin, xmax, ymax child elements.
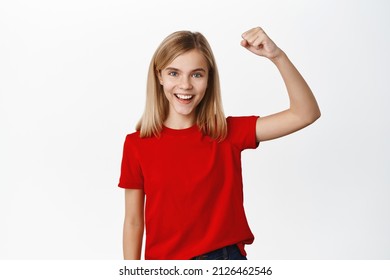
<box><xmin>176</xmin><ymin>111</ymin><xmax>194</xmax><ymax>116</ymax></box>
<box><xmin>173</xmin><ymin>107</ymin><xmax>195</xmax><ymax>116</ymax></box>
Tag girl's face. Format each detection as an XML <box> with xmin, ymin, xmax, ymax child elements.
<box><xmin>159</xmin><ymin>49</ymin><xmax>209</xmax><ymax>127</ymax></box>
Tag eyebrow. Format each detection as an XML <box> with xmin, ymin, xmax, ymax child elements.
<box><xmin>164</xmin><ymin>67</ymin><xmax>207</xmax><ymax>72</ymax></box>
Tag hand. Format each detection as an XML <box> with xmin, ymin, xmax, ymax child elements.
<box><xmin>241</xmin><ymin>27</ymin><xmax>282</xmax><ymax>60</ymax></box>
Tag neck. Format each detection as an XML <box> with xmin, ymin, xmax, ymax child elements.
<box><xmin>164</xmin><ymin>114</ymin><xmax>196</xmax><ymax>129</ymax></box>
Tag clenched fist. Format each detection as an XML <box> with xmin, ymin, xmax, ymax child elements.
<box><xmin>241</xmin><ymin>27</ymin><xmax>282</xmax><ymax>60</ymax></box>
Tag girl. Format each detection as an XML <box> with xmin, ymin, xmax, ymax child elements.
<box><xmin>118</xmin><ymin>27</ymin><xmax>320</xmax><ymax>260</ymax></box>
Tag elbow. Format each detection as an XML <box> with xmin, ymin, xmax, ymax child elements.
<box><xmin>311</xmin><ymin>108</ymin><xmax>321</xmax><ymax>123</ymax></box>
<box><xmin>125</xmin><ymin>218</ymin><xmax>144</xmax><ymax>229</ymax></box>
<box><xmin>124</xmin><ymin>213</ymin><xmax>144</xmax><ymax>229</ymax></box>
<box><xmin>302</xmin><ymin>97</ymin><xmax>321</xmax><ymax>125</ymax></box>
<box><xmin>301</xmin><ymin>108</ymin><xmax>321</xmax><ymax>127</ymax></box>
<box><xmin>311</xmin><ymin>101</ymin><xmax>322</xmax><ymax>122</ymax></box>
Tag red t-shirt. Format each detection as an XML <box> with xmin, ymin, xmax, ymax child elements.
<box><xmin>118</xmin><ymin>116</ymin><xmax>259</xmax><ymax>259</ymax></box>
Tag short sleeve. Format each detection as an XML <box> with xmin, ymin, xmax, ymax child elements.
<box><xmin>226</xmin><ymin>116</ymin><xmax>260</xmax><ymax>151</ymax></box>
<box><xmin>118</xmin><ymin>134</ymin><xmax>144</xmax><ymax>189</ymax></box>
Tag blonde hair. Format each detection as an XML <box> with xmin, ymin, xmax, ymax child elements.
<box><xmin>136</xmin><ymin>31</ymin><xmax>227</xmax><ymax>141</ymax></box>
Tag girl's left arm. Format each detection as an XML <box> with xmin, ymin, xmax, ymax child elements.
<box><xmin>241</xmin><ymin>27</ymin><xmax>321</xmax><ymax>142</ymax></box>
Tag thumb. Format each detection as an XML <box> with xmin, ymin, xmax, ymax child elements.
<box><xmin>240</xmin><ymin>39</ymin><xmax>249</xmax><ymax>48</ymax></box>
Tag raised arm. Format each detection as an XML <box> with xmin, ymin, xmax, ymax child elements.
<box><xmin>123</xmin><ymin>189</ymin><xmax>145</xmax><ymax>260</ymax></box>
<box><xmin>241</xmin><ymin>27</ymin><xmax>321</xmax><ymax>142</ymax></box>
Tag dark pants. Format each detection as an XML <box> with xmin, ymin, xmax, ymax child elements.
<box><xmin>191</xmin><ymin>244</ymin><xmax>247</xmax><ymax>260</ymax></box>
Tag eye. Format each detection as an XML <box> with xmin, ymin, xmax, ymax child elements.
<box><xmin>168</xmin><ymin>71</ymin><xmax>178</xmax><ymax>77</ymax></box>
<box><xmin>192</xmin><ymin>72</ymin><xmax>203</xmax><ymax>78</ymax></box>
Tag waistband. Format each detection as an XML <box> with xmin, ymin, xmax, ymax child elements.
<box><xmin>191</xmin><ymin>244</ymin><xmax>240</xmax><ymax>260</ymax></box>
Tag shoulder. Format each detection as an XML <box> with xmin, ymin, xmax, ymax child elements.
<box><xmin>122</xmin><ymin>130</ymin><xmax>157</xmax><ymax>161</ymax></box>
<box><xmin>124</xmin><ymin>130</ymin><xmax>141</xmax><ymax>144</ymax></box>
<box><xmin>125</xmin><ymin>130</ymin><xmax>141</xmax><ymax>140</ymax></box>
<box><xmin>124</xmin><ymin>130</ymin><xmax>162</xmax><ymax>150</ymax></box>
<box><xmin>123</xmin><ymin>131</ymin><xmax>145</xmax><ymax>152</ymax></box>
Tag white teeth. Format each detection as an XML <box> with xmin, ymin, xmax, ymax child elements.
<box><xmin>176</xmin><ymin>94</ymin><xmax>193</xmax><ymax>100</ymax></box>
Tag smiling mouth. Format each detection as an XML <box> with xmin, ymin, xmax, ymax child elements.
<box><xmin>174</xmin><ymin>94</ymin><xmax>194</xmax><ymax>101</ymax></box>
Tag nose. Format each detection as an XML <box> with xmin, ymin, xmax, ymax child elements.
<box><xmin>179</xmin><ymin>76</ymin><xmax>192</xmax><ymax>90</ymax></box>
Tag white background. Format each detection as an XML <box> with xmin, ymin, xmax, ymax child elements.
<box><xmin>1</xmin><ymin>0</ymin><xmax>389</xmax><ymax>260</ymax></box>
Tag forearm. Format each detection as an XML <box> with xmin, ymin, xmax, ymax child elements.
<box><xmin>272</xmin><ymin>51</ymin><xmax>321</xmax><ymax>123</ymax></box>
<box><xmin>123</xmin><ymin>220</ymin><xmax>144</xmax><ymax>260</ymax></box>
